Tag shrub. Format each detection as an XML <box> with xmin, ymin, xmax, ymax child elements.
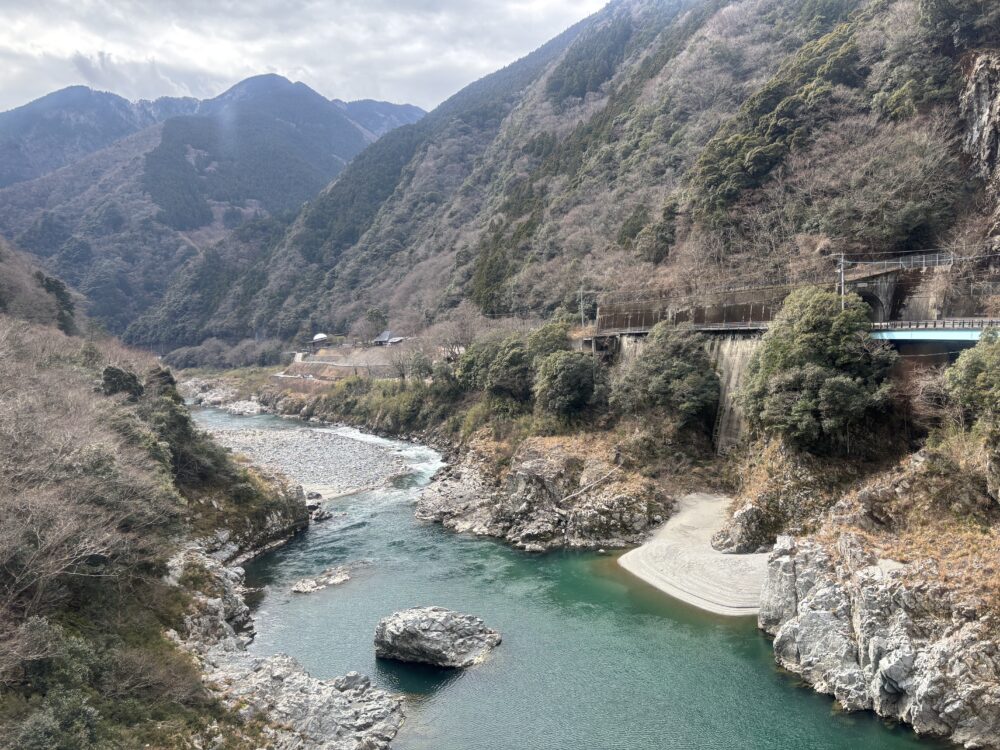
<box><xmin>741</xmin><ymin>287</ymin><xmax>896</xmax><ymax>453</ymax></box>
<box><xmin>526</xmin><ymin>322</ymin><xmax>571</xmax><ymax>360</ymax></box>
<box><xmin>611</xmin><ymin>324</ymin><xmax>719</xmax><ymax>429</ymax></box>
<box><xmin>484</xmin><ymin>337</ymin><xmax>534</xmax><ymax>402</ymax></box>
<box><xmin>455</xmin><ymin>339</ymin><xmax>502</xmax><ymax>391</ymax></box>
<box><xmin>13</xmin><ymin>689</ymin><xmax>100</xmax><ymax>750</ymax></box>
<box><xmin>944</xmin><ymin>328</ymin><xmax>1000</xmax><ymax>424</ymax></box>
<box><xmin>534</xmin><ymin>351</ymin><xmax>601</xmax><ymax>418</ymax></box>
<box><xmin>101</xmin><ymin>366</ymin><xmax>144</xmax><ymax>401</ymax></box>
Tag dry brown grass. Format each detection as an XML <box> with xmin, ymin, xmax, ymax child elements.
<box><xmin>817</xmin><ymin>431</ymin><xmax>1000</xmax><ymax>617</ymax></box>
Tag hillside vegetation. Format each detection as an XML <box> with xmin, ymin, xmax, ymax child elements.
<box><xmin>0</xmin><ymin>239</ymin><xmax>79</xmax><ymax>335</ymax></box>
<box><xmin>0</xmin><ymin>244</ymin><xmax>305</xmax><ymax>746</ymax></box>
<box><xmin>0</xmin><ymin>86</ymin><xmax>197</xmax><ymax>189</ymax></box>
<box><xmin>126</xmin><ymin>0</ymin><xmax>1000</xmax><ymax>356</ymax></box>
<box><xmin>0</xmin><ymin>76</ymin><xmax>423</xmax><ymax>333</ymax></box>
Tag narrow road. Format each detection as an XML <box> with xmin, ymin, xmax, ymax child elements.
<box><xmin>618</xmin><ymin>493</ymin><xmax>768</xmax><ymax>617</ymax></box>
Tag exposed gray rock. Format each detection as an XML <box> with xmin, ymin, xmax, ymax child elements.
<box><xmin>711</xmin><ymin>502</ymin><xmax>772</xmax><ymax>554</ymax></box>
<box><xmin>199</xmin><ymin>487</ymin><xmax>310</xmax><ymax>566</ymax></box>
<box><xmin>168</xmin><ymin>548</ymin><xmax>403</xmax><ymax>749</ymax></box>
<box><xmin>374</xmin><ymin>606</ymin><xmax>501</xmax><ymax>668</ymax></box>
<box><xmin>204</xmin><ymin>652</ymin><xmax>403</xmax><ymax>750</ymax></box>
<box><xmin>760</xmin><ymin>535</ymin><xmax>1000</xmax><ymax>748</ymax></box>
<box><xmin>292</xmin><ymin>566</ymin><xmax>351</xmax><ymax>594</ymax></box>
<box><xmin>963</xmin><ymin>52</ymin><xmax>1000</xmax><ymax>236</ymax></box>
<box><xmin>417</xmin><ymin>439</ymin><xmax>669</xmax><ymax>551</ymax></box>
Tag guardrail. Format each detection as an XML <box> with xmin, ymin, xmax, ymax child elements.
<box><xmin>845</xmin><ymin>252</ymin><xmax>956</xmax><ymax>277</ymax></box>
<box><xmin>596</xmin><ymin>319</ymin><xmax>1000</xmax><ymax>337</ymax></box>
<box><xmin>871</xmin><ymin>319</ymin><xmax>1000</xmax><ymax>330</ymax></box>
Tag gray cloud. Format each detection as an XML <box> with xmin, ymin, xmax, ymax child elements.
<box><xmin>0</xmin><ymin>0</ymin><xmax>607</xmax><ymax>111</ymax></box>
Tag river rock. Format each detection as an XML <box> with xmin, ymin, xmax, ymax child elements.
<box><xmin>374</xmin><ymin>606</ymin><xmax>501</xmax><ymax>667</ymax></box>
<box><xmin>759</xmin><ymin>535</ymin><xmax>1000</xmax><ymax>747</ymax></box>
<box><xmin>208</xmin><ymin>427</ymin><xmax>408</xmax><ymax>494</ymax></box>
<box><xmin>291</xmin><ymin>566</ymin><xmax>351</xmax><ymax>594</ymax></box>
<box><xmin>205</xmin><ymin>652</ymin><xmax>403</xmax><ymax>750</ymax></box>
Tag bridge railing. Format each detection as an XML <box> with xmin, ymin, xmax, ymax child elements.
<box><xmin>871</xmin><ymin>319</ymin><xmax>1000</xmax><ymax>331</ymax></box>
<box><xmin>845</xmin><ymin>252</ymin><xmax>956</xmax><ymax>277</ymax></box>
<box><xmin>596</xmin><ymin>318</ymin><xmax>1000</xmax><ymax>337</ymax></box>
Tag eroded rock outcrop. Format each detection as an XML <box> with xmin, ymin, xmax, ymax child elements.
<box><xmin>168</xmin><ymin>548</ymin><xmax>404</xmax><ymax>749</ymax></box>
<box><xmin>963</xmin><ymin>51</ymin><xmax>1000</xmax><ymax>233</ymax></box>
<box><xmin>417</xmin><ymin>437</ymin><xmax>669</xmax><ymax>552</ymax></box>
<box><xmin>760</xmin><ymin>534</ymin><xmax>1000</xmax><ymax>748</ymax></box>
<box><xmin>374</xmin><ymin>606</ymin><xmax>501</xmax><ymax>668</ymax></box>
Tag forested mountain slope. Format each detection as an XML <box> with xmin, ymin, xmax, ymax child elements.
<box><xmin>129</xmin><ymin>0</ymin><xmax>1000</xmax><ymax>351</ymax></box>
<box><xmin>0</xmin><ymin>85</ymin><xmax>197</xmax><ymax>189</ymax></box>
<box><xmin>0</xmin><ymin>76</ymin><xmax>424</xmax><ymax>332</ymax></box>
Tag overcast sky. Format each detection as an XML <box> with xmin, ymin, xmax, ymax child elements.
<box><xmin>0</xmin><ymin>0</ymin><xmax>609</xmax><ymax>112</ymax></box>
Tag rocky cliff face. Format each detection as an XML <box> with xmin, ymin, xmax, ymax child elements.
<box><xmin>198</xmin><ymin>473</ymin><xmax>310</xmax><ymax>565</ymax></box>
<box><xmin>760</xmin><ymin>534</ymin><xmax>1000</xmax><ymax>748</ymax></box>
<box><xmin>962</xmin><ymin>52</ymin><xmax>1000</xmax><ymax>233</ymax></box>
<box><xmin>712</xmin><ymin>441</ymin><xmax>838</xmax><ymax>554</ymax></box>
<box><xmin>169</xmin><ymin>547</ymin><xmax>405</xmax><ymax>749</ymax></box>
<box><xmin>417</xmin><ymin>436</ymin><xmax>670</xmax><ymax>551</ymax></box>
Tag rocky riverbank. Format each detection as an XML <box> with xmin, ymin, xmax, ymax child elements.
<box><xmin>181</xmin><ymin>376</ymin><xmax>267</xmax><ymax>416</ymax></box>
<box><xmin>182</xmin><ymin>374</ymin><xmax>671</xmax><ymax>552</ymax></box>
<box><xmin>208</xmin><ymin>426</ymin><xmax>410</xmax><ymax>495</ymax></box>
<box><xmin>166</xmin><ymin>399</ymin><xmax>412</xmax><ymax>747</ymax></box>
<box><xmin>167</xmin><ymin>547</ymin><xmax>404</xmax><ymax>749</ymax></box>
<box><xmin>417</xmin><ymin>435</ymin><xmax>670</xmax><ymax>552</ymax></box>
<box><xmin>760</xmin><ymin>533</ymin><xmax>1000</xmax><ymax>748</ymax></box>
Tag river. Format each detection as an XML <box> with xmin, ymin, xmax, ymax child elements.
<box><xmin>194</xmin><ymin>408</ymin><xmax>942</xmax><ymax>750</ymax></box>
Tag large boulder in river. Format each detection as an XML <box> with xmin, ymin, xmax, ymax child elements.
<box><xmin>374</xmin><ymin>607</ymin><xmax>501</xmax><ymax>668</ymax></box>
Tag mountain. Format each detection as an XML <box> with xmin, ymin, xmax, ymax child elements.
<box><xmin>0</xmin><ymin>76</ymin><xmax>425</xmax><ymax>332</ymax></box>
<box><xmin>0</xmin><ymin>85</ymin><xmax>197</xmax><ymax>188</ymax></box>
<box><xmin>127</xmin><ymin>0</ymin><xmax>998</xmax><ymax>351</ymax></box>
<box><xmin>336</xmin><ymin>99</ymin><xmax>427</xmax><ymax>137</ymax></box>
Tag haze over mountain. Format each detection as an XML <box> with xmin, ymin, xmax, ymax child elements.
<box><xmin>0</xmin><ymin>75</ymin><xmax>424</xmax><ymax>331</ymax></box>
<box><xmin>123</xmin><ymin>0</ymin><xmax>1000</xmax><ymax>352</ymax></box>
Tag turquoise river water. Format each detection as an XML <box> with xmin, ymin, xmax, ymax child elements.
<box><xmin>195</xmin><ymin>408</ymin><xmax>943</xmax><ymax>750</ymax></box>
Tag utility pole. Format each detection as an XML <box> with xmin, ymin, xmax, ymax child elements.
<box><xmin>579</xmin><ymin>283</ymin><xmax>586</xmax><ymax>328</ymax></box>
<box><xmin>839</xmin><ymin>253</ymin><xmax>845</xmax><ymax>310</ymax></box>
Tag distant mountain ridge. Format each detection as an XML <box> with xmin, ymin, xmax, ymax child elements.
<box><xmin>0</xmin><ymin>75</ymin><xmax>424</xmax><ymax>331</ymax></box>
<box><xmin>0</xmin><ymin>75</ymin><xmax>424</xmax><ymax>189</ymax></box>
<box><xmin>0</xmin><ymin>86</ymin><xmax>197</xmax><ymax>188</ymax></box>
